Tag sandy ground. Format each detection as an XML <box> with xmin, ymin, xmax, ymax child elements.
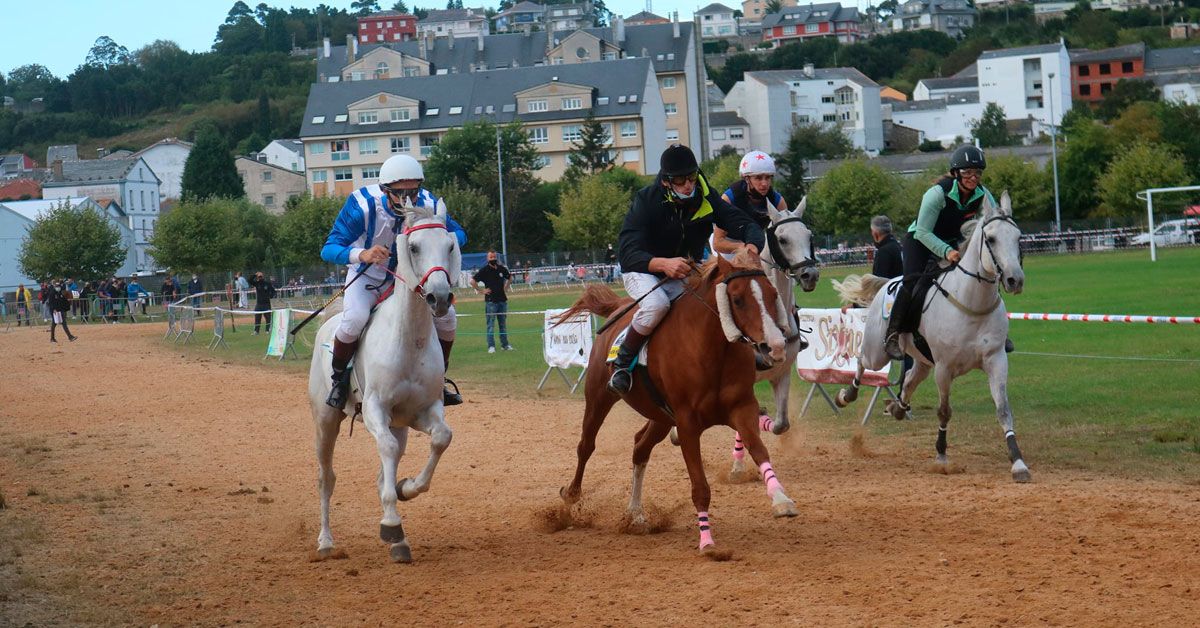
<box><xmin>1</xmin><ymin>323</ymin><xmax>1199</xmax><ymax>627</ymax></box>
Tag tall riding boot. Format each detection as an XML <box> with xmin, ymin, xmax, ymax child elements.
<box><xmin>325</xmin><ymin>337</ymin><xmax>359</xmax><ymax>409</ymax></box>
<box><xmin>439</xmin><ymin>338</ymin><xmax>462</xmax><ymax>406</ymax></box>
<box><xmin>884</xmin><ymin>283</ymin><xmax>912</xmax><ymax>361</ymax></box>
<box><xmin>607</xmin><ymin>327</ymin><xmax>649</xmax><ymax>394</ymax></box>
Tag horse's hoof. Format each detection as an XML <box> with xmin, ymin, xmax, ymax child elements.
<box><xmin>669</xmin><ymin>427</ymin><xmax>680</xmax><ymax>447</ymax></box>
<box><xmin>395</xmin><ymin>478</ymin><xmax>414</xmax><ymax>501</ymax></box>
<box><xmin>389</xmin><ymin>542</ymin><xmax>413</xmax><ymax>564</ymax></box>
<box><xmin>727</xmin><ymin>464</ymin><xmax>755</xmax><ymax>484</ymax></box>
<box><xmin>700</xmin><ymin>545</ymin><xmax>734</xmax><ymax>561</ymax></box>
<box><xmin>772</xmin><ymin>498</ymin><xmax>798</xmax><ymax>518</ymax></box>
<box><xmin>834</xmin><ymin>390</ymin><xmax>849</xmax><ymax>408</ymax></box>
<box><xmin>1012</xmin><ymin>460</ymin><xmax>1032</xmax><ymax>483</ymax></box>
<box><xmin>771</xmin><ymin>419</ymin><xmax>790</xmax><ymax>436</ymax></box>
<box><xmin>622</xmin><ymin>513</ymin><xmax>651</xmax><ymax>535</ymax></box>
<box><xmin>559</xmin><ymin>486</ymin><xmax>581</xmax><ymax>504</ymax></box>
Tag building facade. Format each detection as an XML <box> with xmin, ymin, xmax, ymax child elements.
<box><xmin>416</xmin><ymin>9</ymin><xmax>487</xmax><ymax>39</ymax></box>
<box><xmin>0</xmin><ymin>197</ymin><xmax>138</xmax><ymax>289</ymax></box>
<box><xmin>299</xmin><ymin>58</ymin><xmax>667</xmax><ymax>194</ymax></box>
<box><xmin>259</xmin><ymin>139</ymin><xmax>306</xmax><ymax>172</ymax></box>
<box><xmin>976</xmin><ymin>42</ymin><xmax>1072</xmax><ymax>127</ymax></box>
<box><xmin>724</xmin><ymin>66</ymin><xmax>884</xmax><ymax>156</ymax></box>
<box><xmin>707</xmin><ymin>111</ymin><xmax>752</xmax><ymax>158</ymax></box>
<box><xmin>358</xmin><ymin>10</ymin><xmax>418</xmax><ymax>44</ymax></box>
<box><xmin>890</xmin><ymin>0</ymin><xmax>977</xmax><ymax>39</ymax></box>
<box><xmin>0</xmin><ymin>153</ymin><xmax>36</xmax><ymax>179</ymax></box>
<box><xmin>236</xmin><ymin>157</ymin><xmax>307</xmax><ymax>214</ymax></box>
<box><xmin>42</xmin><ymin>158</ymin><xmax>161</xmax><ymax>272</ymax></box>
<box><xmin>761</xmin><ymin>4</ymin><xmax>863</xmax><ymax>46</ymax></box>
<box><xmin>741</xmin><ymin>0</ymin><xmax>797</xmax><ymax>25</ymax></box>
<box><xmin>698</xmin><ymin>3</ymin><xmax>739</xmax><ymax>39</ymax></box>
<box><xmin>131</xmin><ymin>138</ymin><xmax>192</xmax><ymax>201</ymax></box>
<box><xmin>887</xmin><ymin>92</ymin><xmax>984</xmax><ymax>147</ymax></box>
<box><xmin>1070</xmin><ymin>43</ymin><xmax>1146</xmax><ymax>103</ymax></box>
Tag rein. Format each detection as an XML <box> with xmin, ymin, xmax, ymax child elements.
<box><xmin>381</xmin><ymin>221</ymin><xmax>451</xmax><ymax>297</ymax></box>
<box><xmin>685</xmin><ymin>268</ymin><xmax>769</xmax><ymax>346</ymax></box>
<box><xmin>934</xmin><ymin>214</ymin><xmax>1019</xmax><ymax>317</ymax></box>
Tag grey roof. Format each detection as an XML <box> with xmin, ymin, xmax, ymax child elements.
<box><xmin>496</xmin><ymin>1</ymin><xmax>545</xmax><ymax>17</ymax></box>
<box><xmin>47</xmin><ymin>145</ymin><xmax>79</xmax><ymax>163</ymax></box>
<box><xmin>706</xmin><ymin>82</ymin><xmax>726</xmax><ymax>110</ymax></box>
<box><xmin>899</xmin><ymin>0</ymin><xmax>976</xmax><ymax>15</ymax></box>
<box><xmin>978</xmin><ymin>43</ymin><xmax>1063</xmax><ymax>60</ymax></box>
<box><xmin>891</xmin><ymin>91</ymin><xmax>979</xmax><ymax>112</ymax></box>
<box><xmin>1149</xmin><ymin>70</ymin><xmax>1200</xmax><ymax>87</ymax></box>
<box><xmin>918</xmin><ymin>75</ymin><xmax>978</xmax><ymax>91</ymax></box>
<box><xmin>270</xmin><ymin>139</ymin><xmax>305</xmax><ymax>156</ymax></box>
<box><xmin>709</xmin><ymin>111</ymin><xmax>748</xmax><ymax>127</ymax></box>
<box><xmin>762</xmin><ymin>4</ymin><xmax>861</xmax><ymax>29</ymax></box>
<box><xmin>697</xmin><ymin>3</ymin><xmax>736</xmax><ymax>15</ymax></box>
<box><xmin>420</xmin><ymin>9</ymin><xmax>485</xmax><ymax>23</ymax></box>
<box><xmin>300</xmin><ymin>57</ymin><xmax>655</xmax><ymax>138</ymax></box>
<box><xmin>1145</xmin><ymin>45</ymin><xmax>1200</xmax><ymax>71</ymax></box>
<box><xmin>747</xmin><ymin>67</ymin><xmax>880</xmax><ymax>89</ymax></box>
<box><xmin>100</xmin><ymin>150</ymin><xmax>134</xmax><ymax>160</ymax></box>
<box><xmin>362</xmin><ymin>10</ymin><xmax>411</xmax><ymax>18</ymax></box>
<box><xmin>624</xmin><ymin>11</ymin><xmax>666</xmax><ymax>23</ymax></box>
<box><xmin>953</xmin><ymin>62</ymin><xmax>977</xmax><ymax>78</ymax></box>
<box><xmin>43</xmin><ymin>158</ymin><xmax>159</xmax><ymax>187</ymax></box>
<box><xmin>318</xmin><ymin>21</ymin><xmax>694</xmax><ymax>79</ymax></box>
<box><xmin>1069</xmin><ymin>42</ymin><xmax>1145</xmax><ymax>63</ymax></box>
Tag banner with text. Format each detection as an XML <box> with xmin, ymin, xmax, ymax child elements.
<box><xmin>795</xmin><ymin>308</ymin><xmax>891</xmax><ymax>387</ymax></box>
<box><xmin>266</xmin><ymin>309</ymin><xmax>292</xmax><ymax>358</ymax></box>
<box><xmin>543</xmin><ymin>308</ymin><xmax>592</xmax><ymax>369</ymax></box>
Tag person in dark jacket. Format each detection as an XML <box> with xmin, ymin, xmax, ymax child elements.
<box><xmin>249</xmin><ymin>271</ymin><xmax>276</xmax><ymax>334</ymax></box>
<box><xmin>608</xmin><ymin>144</ymin><xmax>767</xmax><ymax>394</ymax></box>
<box><xmin>47</xmin><ymin>280</ymin><xmax>77</xmax><ymax>342</ymax></box>
<box><xmin>870</xmin><ymin>215</ymin><xmax>903</xmax><ymax>279</ymax></box>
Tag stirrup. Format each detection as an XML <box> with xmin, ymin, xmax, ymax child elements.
<box><xmin>326</xmin><ymin>370</ymin><xmax>350</xmax><ymax>409</ymax></box>
<box><xmin>443</xmin><ymin>378</ymin><xmax>462</xmax><ymax>406</ymax></box>
<box><xmin>607</xmin><ymin>367</ymin><xmax>633</xmax><ymax>394</ymax></box>
<box><xmin>884</xmin><ymin>333</ymin><xmax>904</xmax><ymax>360</ymax></box>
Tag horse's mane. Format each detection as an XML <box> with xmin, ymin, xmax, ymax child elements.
<box><xmin>688</xmin><ymin>249</ymin><xmax>760</xmax><ymax>289</ymax></box>
<box><xmin>403</xmin><ymin>203</ymin><xmax>438</xmax><ymax>223</ymax></box>
<box><xmin>959</xmin><ymin>217</ymin><xmax>981</xmax><ymax>253</ymax></box>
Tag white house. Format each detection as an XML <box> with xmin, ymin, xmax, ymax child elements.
<box><xmin>724</xmin><ymin>65</ymin><xmax>884</xmax><ymax>156</ymax></box>
<box><xmin>976</xmin><ymin>42</ymin><xmax>1072</xmax><ymax>127</ymax></box>
<box><xmin>259</xmin><ymin>139</ymin><xmax>306</xmax><ymax>172</ymax></box>
<box><xmin>131</xmin><ymin>138</ymin><xmax>192</xmax><ymax>200</ymax></box>
<box><xmin>887</xmin><ymin>92</ymin><xmax>984</xmax><ymax>147</ymax></box>
<box><xmin>42</xmin><ymin>158</ymin><xmax>161</xmax><ymax>273</ymax></box>
<box><xmin>416</xmin><ymin>8</ymin><xmax>487</xmax><ymax>39</ymax></box>
<box><xmin>914</xmin><ymin>74</ymin><xmax>979</xmax><ymax>101</ymax></box>
<box><xmin>708</xmin><ymin>111</ymin><xmax>752</xmax><ymax>158</ymax></box>
<box><xmin>891</xmin><ymin>0</ymin><xmax>977</xmax><ymax>39</ymax></box>
<box><xmin>0</xmin><ymin>197</ymin><xmax>138</xmax><ymax>290</ymax></box>
<box><xmin>544</xmin><ymin>3</ymin><xmax>594</xmax><ymax>31</ymax></box>
<box><xmin>697</xmin><ymin>3</ymin><xmax>739</xmax><ymax>39</ymax></box>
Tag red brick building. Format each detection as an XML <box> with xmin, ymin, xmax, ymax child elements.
<box><xmin>358</xmin><ymin>10</ymin><xmax>418</xmax><ymax>44</ymax></box>
<box><xmin>761</xmin><ymin>3</ymin><xmax>862</xmax><ymax>47</ymax></box>
<box><xmin>1070</xmin><ymin>43</ymin><xmax>1145</xmax><ymax>103</ymax></box>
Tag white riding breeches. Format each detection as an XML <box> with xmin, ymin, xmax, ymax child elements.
<box><xmin>336</xmin><ymin>272</ymin><xmax>457</xmax><ymax>343</ymax></box>
<box><xmin>623</xmin><ymin>271</ymin><xmax>685</xmax><ymax>335</ymax></box>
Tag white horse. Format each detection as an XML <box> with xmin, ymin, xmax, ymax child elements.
<box><xmin>833</xmin><ymin>191</ymin><xmax>1031</xmax><ymax>482</ymax></box>
<box><xmin>308</xmin><ymin>202</ymin><xmax>462</xmax><ymax>563</ymax></box>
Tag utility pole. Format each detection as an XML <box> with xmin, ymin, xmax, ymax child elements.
<box><xmin>1048</xmin><ymin>72</ymin><xmax>1062</xmax><ymax>235</ymax></box>
<box><xmin>496</xmin><ymin>127</ymin><xmax>509</xmax><ymax>263</ymax></box>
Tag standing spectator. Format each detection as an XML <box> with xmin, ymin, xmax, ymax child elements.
<box><xmin>249</xmin><ymin>271</ymin><xmax>276</xmax><ymax>335</ymax></box>
<box><xmin>47</xmin><ymin>280</ymin><xmax>77</xmax><ymax>342</ymax></box>
<box><xmin>472</xmin><ymin>250</ymin><xmax>513</xmax><ymax>353</ymax></box>
<box><xmin>97</xmin><ymin>279</ymin><xmax>111</xmax><ymax>322</ymax></box>
<box><xmin>870</xmin><ymin>215</ymin><xmax>903</xmax><ymax>280</ymax></box>
<box><xmin>234</xmin><ymin>271</ymin><xmax>250</xmax><ymax>309</ymax></box>
<box><xmin>38</xmin><ymin>282</ymin><xmax>50</xmax><ymax>322</ymax></box>
<box><xmin>161</xmin><ymin>273</ymin><xmax>179</xmax><ymax>304</ymax></box>
<box><xmin>127</xmin><ymin>275</ymin><xmax>149</xmax><ymax>316</ymax></box>
<box><xmin>79</xmin><ymin>281</ymin><xmax>95</xmax><ymax>321</ymax></box>
<box><xmin>0</xmin><ymin>291</ymin><xmax>6</xmax><ymax>321</ymax></box>
<box><xmin>187</xmin><ymin>273</ymin><xmax>203</xmax><ymax>309</ymax></box>
<box><xmin>605</xmin><ymin>244</ymin><xmax>617</xmax><ymax>282</ymax></box>
<box><xmin>111</xmin><ymin>277</ymin><xmax>134</xmax><ymax>323</ymax></box>
<box><xmin>67</xmin><ymin>277</ymin><xmax>79</xmax><ymax>317</ymax></box>
<box><xmin>15</xmin><ymin>284</ymin><xmax>33</xmax><ymax>326</ymax></box>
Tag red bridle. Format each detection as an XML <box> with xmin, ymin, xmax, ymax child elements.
<box><xmin>396</xmin><ymin>221</ymin><xmax>451</xmax><ymax>296</ymax></box>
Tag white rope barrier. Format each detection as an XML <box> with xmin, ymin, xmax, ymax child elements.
<box><xmin>1013</xmin><ymin>351</ymin><xmax>1200</xmax><ymax>364</ymax></box>
<box><xmin>1008</xmin><ymin>312</ymin><xmax>1200</xmax><ymax>324</ymax></box>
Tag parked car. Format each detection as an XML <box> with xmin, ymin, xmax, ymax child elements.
<box><xmin>1130</xmin><ymin>218</ymin><xmax>1200</xmax><ymax>247</ymax></box>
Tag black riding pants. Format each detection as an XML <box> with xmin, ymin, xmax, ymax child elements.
<box><xmin>892</xmin><ymin>234</ymin><xmax>942</xmax><ymax>334</ymax></box>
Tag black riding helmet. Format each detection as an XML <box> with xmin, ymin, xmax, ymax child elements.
<box><xmin>660</xmin><ymin>144</ymin><xmax>699</xmax><ymax>177</ymax></box>
<box><xmin>949</xmin><ymin>145</ymin><xmax>986</xmax><ymax>172</ymax></box>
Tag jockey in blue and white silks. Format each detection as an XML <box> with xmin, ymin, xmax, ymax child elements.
<box><xmin>320</xmin><ymin>154</ymin><xmax>467</xmax><ymax>409</ymax></box>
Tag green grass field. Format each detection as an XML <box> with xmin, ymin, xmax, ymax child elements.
<box><xmin>177</xmin><ymin>247</ymin><xmax>1200</xmax><ymax>481</ymax></box>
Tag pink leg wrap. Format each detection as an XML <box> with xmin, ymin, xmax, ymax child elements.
<box><xmin>760</xmin><ymin>462</ymin><xmax>782</xmax><ymax>498</ymax></box>
<box><xmin>731</xmin><ymin>432</ymin><xmax>745</xmax><ymax>461</ymax></box>
<box><xmin>697</xmin><ymin>511</ymin><xmax>714</xmax><ymax>549</ymax></box>
<box><xmin>759</xmin><ymin>414</ymin><xmax>773</xmax><ymax>432</ymax></box>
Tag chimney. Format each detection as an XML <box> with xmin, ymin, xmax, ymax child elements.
<box><xmin>52</xmin><ymin>159</ymin><xmax>63</xmax><ymax>181</ymax></box>
<box><xmin>477</xmin><ymin>30</ymin><xmax>484</xmax><ymax>52</ymax></box>
<box><xmin>803</xmin><ymin>63</ymin><xmax>814</xmax><ymax>78</ymax></box>
<box><xmin>97</xmin><ymin>147</ymin><xmax>108</xmax><ymax>159</ymax></box>
<box><xmin>615</xmin><ymin>15</ymin><xmax>625</xmax><ymax>44</ymax></box>
<box><xmin>449</xmin><ymin>30</ymin><xmax>455</xmax><ymax>49</ymax></box>
<box><xmin>323</xmin><ymin>37</ymin><xmax>331</xmax><ymax>58</ymax></box>
<box><xmin>346</xmin><ymin>34</ymin><xmax>356</xmax><ymax>63</ymax></box>
<box><xmin>673</xmin><ymin>11</ymin><xmax>680</xmax><ymax>39</ymax></box>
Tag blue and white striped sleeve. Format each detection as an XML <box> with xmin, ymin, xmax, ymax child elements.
<box><xmin>436</xmin><ymin>198</ymin><xmax>468</xmax><ymax>247</ymax></box>
<box><xmin>321</xmin><ymin>196</ymin><xmax>366</xmax><ymax>265</ymax></box>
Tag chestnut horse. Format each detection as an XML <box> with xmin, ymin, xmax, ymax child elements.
<box><xmin>557</xmin><ymin>253</ymin><xmax>798</xmax><ymax>556</ymax></box>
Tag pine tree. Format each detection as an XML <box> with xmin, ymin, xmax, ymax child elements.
<box><xmin>181</xmin><ymin>126</ymin><xmax>246</xmax><ymax>202</ymax></box>
<box><xmin>971</xmin><ymin>102</ymin><xmax>1015</xmax><ymax>148</ymax></box>
<box><xmin>564</xmin><ymin>112</ymin><xmax>613</xmax><ymax>184</ymax></box>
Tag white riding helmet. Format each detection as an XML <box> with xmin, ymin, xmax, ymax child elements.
<box><xmin>379</xmin><ymin>154</ymin><xmax>424</xmax><ymax>185</ymax></box>
<box><xmin>739</xmin><ymin>150</ymin><xmax>776</xmax><ymax>177</ymax></box>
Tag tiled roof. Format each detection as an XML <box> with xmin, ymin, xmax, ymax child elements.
<box><xmin>762</xmin><ymin>3</ymin><xmax>861</xmax><ymax>29</ymax></box>
<box><xmin>748</xmin><ymin>67</ymin><xmax>880</xmax><ymax>89</ymax></box>
<box><xmin>44</xmin><ymin>158</ymin><xmax>139</xmax><ymax>186</ymax></box>
<box><xmin>918</xmin><ymin>75</ymin><xmax>978</xmax><ymax>91</ymax></box>
<box><xmin>709</xmin><ymin>111</ymin><xmax>748</xmax><ymax>127</ymax></box>
<box><xmin>978</xmin><ymin>43</ymin><xmax>1063</xmax><ymax>60</ymax></box>
<box><xmin>1145</xmin><ymin>45</ymin><xmax>1200</xmax><ymax>71</ymax></box>
<box><xmin>420</xmin><ymin>9</ymin><xmax>485</xmax><ymax>23</ymax></box>
<box><xmin>1069</xmin><ymin>42</ymin><xmax>1145</xmax><ymax>64</ymax></box>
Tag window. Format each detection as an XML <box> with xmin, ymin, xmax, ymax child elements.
<box><xmin>376</xmin><ymin>34</ymin><xmax>384</xmax><ymax>41</ymax></box>
<box><xmin>534</xmin><ymin>155</ymin><xmax>551</xmax><ymax>168</ymax></box>
<box><xmin>264</xmin><ymin>194</ymin><xmax>275</xmax><ymax>207</ymax></box>
<box><xmin>350</xmin><ymin>72</ymin><xmax>365</xmax><ymax>81</ymax></box>
<box><xmin>603</xmin><ymin>52</ymin><xmax>617</xmax><ymax>61</ymax></box>
<box><xmin>449</xmin><ymin>106</ymin><xmax>464</xmax><ymax>115</ymax></box>
<box><xmin>1122</xmin><ymin>61</ymin><xmax>1134</xmax><ymax>73</ymax></box>
<box><xmin>621</xmin><ymin>149</ymin><xmax>640</xmax><ymax>162</ymax></box>
<box><xmin>1100</xmin><ymin>82</ymin><xmax>1113</xmax><ymax>94</ymax></box>
<box><xmin>712</xmin><ymin>129</ymin><xmax>727</xmax><ymax>140</ymax></box>
<box><xmin>821</xmin><ymin>95</ymin><xmax>834</xmax><ymax>103</ymax></box>
<box><xmin>562</xmin><ymin>125</ymin><xmax>583</xmax><ymax>142</ymax></box>
<box><xmin>361</xmin><ymin>35</ymin><xmax>369</xmax><ymax>42</ymax></box>
<box><xmin>1080</xmin><ymin>84</ymin><xmax>1091</xmax><ymax>96</ymax></box>
<box><xmin>728</xmin><ymin>128</ymin><xmax>743</xmax><ymax>140</ymax></box>
<box><xmin>601</xmin><ymin>123</ymin><xmax>613</xmax><ymax>145</ymax></box>
<box><xmin>334</xmin><ymin>114</ymin><xmax>348</xmax><ymax>123</ymax></box>
<box><xmin>374</xmin><ymin>62</ymin><xmax>389</xmax><ymax>79</ymax></box>
<box><xmin>390</xmin><ymin>108</ymin><xmax>410</xmax><ymax>122</ymax></box>
<box><xmin>1078</xmin><ymin>65</ymin><xmax>1090</xmax><ymax>77</ymax></box>
<box><xmin>334</xmin><ymin>167</ymin><xmax>353</xmax><ymax>181</ymax></box>
<box><xmin>528</xmin><ymin>99</ymin><xmax>548</xmax><ymax>112</ymax></box>
<box><xmin>312</xmin><ymin>170</ymin><xmax>328</xmax><ymax>183</ymax></box>
<box><xmin>262</xmin><ymin>171</ymin><xmax>273</xmax><ymax>182</ymax></box>
<box><xmin>403</xmin><ymin>67</ymin><xmax>419</xmax><ymax>77</ymax></box>
<box><xmin>664</xmin><ymin>103</ymin><xmax>678</xmax><ymax>116</ymax></box>
<box><xmin>310</xmin><ymin>143</ymin><xmax>326</xmax><ymax>155</ymax></box>
<box><xmin>358</xmin><ymin>138</ymin><xmax>379</xmax><ymax>155</ymax></box>
<box><xmin>822</xmin><ymin>114</ymin><xmax>837</xmax><ymax>122</ymax></box>
<box><xmin>620</xmin><ymin>121</ymin><xmax>637</xmax><ymax>138</ymax></box>
<box><xmin>331</xmin><ymin>140</ymin><xmax>350</xmax><ymax>161</ymax></box>
<box><xmin>386</xmin><ymin>21</ymin><xmax>393</xmax><ymax>27</ymax></box>
<box><xmin>361</xmin><ymin>167</ymin><xmax>380</xmax><ymax>180</ymax></box>
<box><xmin>1099</xmin><ymin>63</ymin><xmax>1111</xmax><ymax>75</ymax></box>
<box><xmin>529</xmin><ymin>127</ymin><xmax>549</xmax><ymax>144</ymax></box>
<box><xmin>311</xmin><ymin>115</ymin><xmax>326</xmax><ymax>124</ymax></box>
<box><xmin>783</xmin><ymin>25</ymin><xmax>796</xmax><ymax>35</ymax></box>
<box><xmin>663</xmin><ymin>77</ymin><xmax>676</xmax><ymax>89</ymax></box>
<box><xmin>666</xmin><ymin>129</ymin><xmax>679</xmax><ymax>141</ymax></box>
<box><xmin>390</xmin><ymin>137</ymin><xmax>410</xmax><ymax>153</ymax></box>
<box><xmin>358</xmin><ymin>110</ymin><xmax>378</xmax><ymax>124</ymax></box>
<box><xmin>562</xmin><ymin>97</ymin><xmax>583</xmax><ymax>110</ymax></box>
<box><xmin>806</xmin><ymin>23</ymin><xmax>818</xmax><ymax>33</ymax></box>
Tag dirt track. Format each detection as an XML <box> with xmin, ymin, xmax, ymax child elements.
<box><xmin>1</xmin><ymin>324</ymin><xmax>1198</xmax><ymax>626</ymax></box>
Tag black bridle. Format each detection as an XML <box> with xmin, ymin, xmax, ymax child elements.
<box><xmin>956</xmin><ymin>214</ymin><xmax>1021</xmax><ymax>286</ymax></box>
<box><xmin>765</xmin><ymin>217</ymin><xmax>819</xmax><ymax>281</ymax></box>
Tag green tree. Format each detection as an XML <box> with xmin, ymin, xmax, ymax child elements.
<box><xmin>181</xmin><ymin>125</ymin><xmax>245</xmax><ymax>202</ymax></box>
<box><xmin>237</xmin><ymin>201</ymin><xmax>280</xmax><ymax>270</ymax></box>
<box><xmin>1157</xmin><ymin>101</ymin><xmax>1200</xmax><ymax>181</ymax></box>
<box><xmin>564</xmin><ymin>112</ymin><xmax>614</xmax><ymax>184</ymax></box>
<box><xmin>809</xmin><ymin>160</ymin><xmax>903</xmax><ymax>235</ymax></box>
<box><xmin>765</xmin><ymin>0</ymin><xmax>785</xmax><ymax>14</ymax></box>
<box><xmin>1096</xmin><ymin>79</ymin><xmax>1159</xmax><ymax>121</ymax></box>
<box><xmin>775</xmin><ymin>123</ymin><xmax>856</xmax><ymax>205</ymax></box>
<box><xmin>981</xmin><ymin>154</ymin><xmax>1053</xmax><ymax>221</ymax></box>
<box><xmin>1111</xmin><ymin>101</ymin><xmax>1162</xmax><ymax>146</ymax></box>
<box><xmin>84</xmin><ymin>36</ymin><xmax>130</xmax><ymax>69</ymax></box>
<box><xmin>392</xmin><ymin>1</ymin><xmax>409</xmax><ymax>12</ymax></box>
<box><xmin>7</xmin><ymin>64</ymin><xmax>58</xmax><ymax>102</ymax></box>
<box><xmin>971</xmin><ymin>102</ymin><xmax>1015</xmax><ymax>148</ymax></box>
<box><xmin>701</xmin><ymin>152</ymin><xmax>742</xmax><ymax>192</ymax></box>
<box><xmin>352</xmin><ymin>0</ymin><xmax>382</xmax><ymax>14</ymax></box>
<box><xmin>277</xmin><ymin>194</ymin><xmax>342</xmax><ymax>267</ymax></box>
<box><xmin>551</xmin><ymin>170</ymin><xmax>633</xmax><ymax>249</ymax></box>
<box><xmin>442</xmin><ymin>186</ymin><xmax>498</xmax><ymax>251</ymax></box>
<box><xmin>1059</xmin><ymin>118</ymin><xmax>1116</xmax><ymax>218</ymax></box>
<box><xmin>1097</xmin><ymin>142</ymin><xmax>1189</xmax><ymax>217</ymax></box>
<box><xmin>149</xmin><ymin>198</ymin><xmax>246</xmax><ymax>273</ymax></box>
<box><xmin>17</xmin><ymin>200</ymin><xmax>125</xmax><ymax>281</ymax></box>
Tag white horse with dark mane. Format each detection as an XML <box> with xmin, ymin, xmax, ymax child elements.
<box><xmin>307</xmin><ymin>202</ymin><xmax>462</xmax><ymax>562</ymax></box>
<box><xmin>832</xmin><ymin>192</ymin><xmax>1031</xmax><ymax>482</ymax></box>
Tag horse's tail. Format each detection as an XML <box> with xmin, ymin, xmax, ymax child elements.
<box><xmin>832</xmin><ymin>274</ymin><xmax>890</xmax><ymax>308</ymax></box>
<box><xmin>554</xmin><ymin>284</ymin><xmax>632</xmax><ymax>325</ymax></box>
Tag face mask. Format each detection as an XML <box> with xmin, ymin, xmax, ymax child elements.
<box><xmin>488</xmin><ymin>260</ymin><xmax>498</xmax><ymax>266</ymax></box>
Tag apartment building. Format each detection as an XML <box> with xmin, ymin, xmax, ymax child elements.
<box><xmin>299</xmin><ymin>58</ymin><xmax>667</xmax><ymax>194</ymax></box>
<box><xmin>976</xmin><ymin>42</ymin><xmax>1071</xmax><ymax>127</ymax></box>
<box><xmin>761</xmin><ymin>3</ymin><xmax>863</xmax><ymax>47</ymax></box>
<box><xmin>1070</xmin><ymin>43</ymin><xmax>1145</xmax><ymax>103</ymax></box>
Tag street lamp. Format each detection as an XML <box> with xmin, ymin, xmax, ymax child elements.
<box><xmin>1047</xmin><ymin>71</ymin><xmax>1062</xmax><ymax>235</ymax></box>
<box><xmin>495</xmin><ymin>126</ymin><xmax>509</xmax><ymax>264</ymax></box>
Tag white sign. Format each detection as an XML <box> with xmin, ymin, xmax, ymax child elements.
<box><xmin>795</xmin><ymin>308</ymin><xmax>890</xmax><ymax>387</ymax></box>
<box><xmin>543</xmin><ymin>308</ymin><xmax>591</xmax><ymax>369</ymax></box>
<box><xmin>265</xmin><ymin>309</ymin><xmax>292</xmax><ymax>357</ymax></box>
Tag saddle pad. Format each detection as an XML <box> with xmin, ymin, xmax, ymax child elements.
<box><xmin>605</xmin><ymin>326</ymin><xmax>651</xmax><ymax>367</ymax></box>
<box><xmin>881</xmin><ymin>278</ymin><xmax>902</xmax><ymax>321</ymax></box>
